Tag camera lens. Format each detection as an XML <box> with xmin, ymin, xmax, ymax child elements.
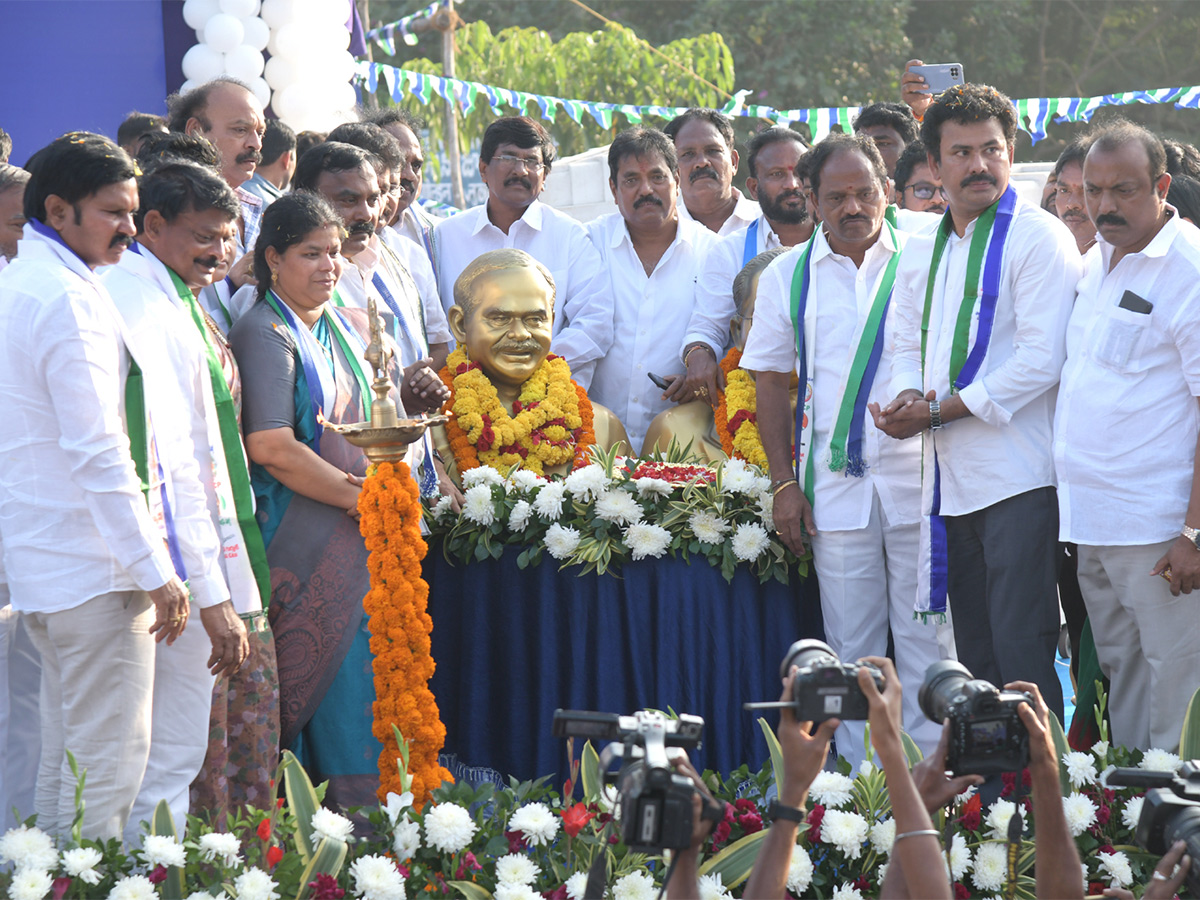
<box><xmin>780</xmin><ymin>639</ymin><xmax>839</xmax><ymax>680</ymax></box>
<box><xmin>1163</xmin><ymin>806</ymin><xmax>1200</xmax><ymax>897</ymax></box>
<box><xmin>919</xmin><ymin>660</ymin><xmax>973</xmax><ymax>724</ymax></box>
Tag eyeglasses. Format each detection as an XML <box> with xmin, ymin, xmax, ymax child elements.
<box><xmin>492</xmin><ymin>154</ymin><xmax>545</xmax><ymax>172</ymax></box>
<box><xmin>906</xmin><ymin>182</ymin><xmax>947</xmax><ymax>201</ymax></box>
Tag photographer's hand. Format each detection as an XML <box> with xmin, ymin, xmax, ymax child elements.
<box><xmin>1107</xmin><ymin>839</ymin><xmax>1191</xmax><ymax>900</ymax></box>
<box><xmin>911</xmin><ymin>722</ymin><xmax>985</xmax><ymax>814</ymax></box>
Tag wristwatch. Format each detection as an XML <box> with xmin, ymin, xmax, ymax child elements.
<box><xmin>1182</xmin><ymin>524</ymin><xmax>1200</xmax><ymax>549</ymax></box>
<box><xmin>929</xmin><ymin>399</ymin><xmax>943</xmax><ymax>431</ymax></box>
<box><xmin>767</xmin><ymin>798</ymin><xmax>806</xmax><ymax>824</ymax></box>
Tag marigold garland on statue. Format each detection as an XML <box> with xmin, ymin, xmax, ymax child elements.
<box><xmin>713</xmin><ymin>348</ymin><xmax>770</xmax><ymax>470</ymax></box>
<box><xmin>439</xmin><ymin>347</ymin><xmax>595</xmax><ymax>475</ymax></box>
<box><xmin>357</xmin><ymin>460</ymin><xmax>453</xmax><ymax>804</ymax></box>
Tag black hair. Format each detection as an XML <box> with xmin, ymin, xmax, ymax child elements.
<box><xmin>1163</xmin><ymin>138</ymin><xmax>1200</xmax><ymax>180</ymax></box>
<box><xmin>136</xmin><ymin>160</ymin><xmax>240</xmax><ymax>232</ymax></box>
<box><xmin>326</xmin><ymin>122</ymin><xmax>403</xmax><ymax>172</ymax></box>
<box><xmin>136</xmin><ymin>131</ymin><xmax>221</xmax><ymax>171</ymax></box>
<box><xmin>893</xmin><ymin>139</ymin><xmax>930</xmax><ymax>195</ymax></box>
<box><xmin>795</xmin><ymin>148</ymin><xmax>813</xmax><ymax>184</ymax></box>
<box><xmin>920</xmin><ymin>84</ymin><xmax>1018</xmax><ymax>164</ymax></box>
<box><xmin>853</xmin><ymin>101</ymin><xmax>919</xmax><ymax>145</ymax></box>
<box><xmin>260</xmin><ymin>119</ymin><xmax>297</xmax><ymax>167</ymax></box>
<box><xmin>0</xmin><ymin>164</ymin><xmax>30</xmax><ymax>194</ymax></box>
<box><xmin>607</xmin><ymin>127</ymin><xmax>678</xmax><ymax>183</ymax></box>
<box><xmin>365</xmin><ymin>106</ymin><xmax>426</xmax><ymax>134</ymax></box>
<box><xmin>806</xmin><ymin>133</ymin><xmax>888</xmax><ymax>198</ymax></box>
<box><xmin>1088</xmin><ymin>119</ymin><xmax>1167</xmax><ymax>183</ymax></box>
<box><xmin>1168</xmin><ymin>174</ymin><xmax>1200</xmax><ymax>223</ymax></box>
<box><xmin>23</xmin><ymin>132</ymin><xmax>137</xmax><ymax>224</ymax></box>
<box><xmin>479</xmin><ymin>116</ymin><xmax>556</xmax><ymax>173</ymax></box>
<box><xmin>745</xmin><ymin>127</ymin><xmax>808</xmax><ymax>179</ymax></box>
<box><xmin>254</xmin><ymin>191</ymin><xmax>343</xmax><ymax>300</ymax></box>
<box><xmin>663</xmin><ymin>108</ymin><xmax>735</xmax><ymax>151</ymax></box>
<box><xmin>166</xmin><ymin>76</ymin><xmax>253</xmax><ymax>133</ymax></box>
<box><xmin>1053</xmin><ymin>134</ymin><xmax>1091</xmax><ymax>179</ymax></box>
<box><xmin>117</xmin><ymin>112</ymin><xmax>166</xmax><ymax>148</ymax></box>
<box><xmin>0</xmin><ymin>128</ymin><xmax>10</xmax><ymax>164</ymax></box>
<box><xmin>295</xmin><ymin>130</ymin><xmax>326</xmax><ymax>159</ymax></box>
<box><xmin>291</xmin><ymin>141</ymin><xmax>376</xmax><ymax>193</ymax></box>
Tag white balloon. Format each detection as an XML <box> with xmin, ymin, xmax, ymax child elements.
<box><xmin>219</xmin><ymin>0</ymin><xmax>259</xmax><ymax>17</ymax></box>
<box><xmin>258</xmin><ymin>0</ymin><xmax>296</xmax><ymax>29</ymax></box>
<box><xmin>182</xmin><ymin>0</ymin><xmax>220</xmax><ymax>30</ymax></box>
<box><xmin>180</xmin><ymin>79</ymin><xmax>199</xmax><ymax>96</ymax></box>
<box><xmin>329</xmin><ymin>50</ymin><xmax>357</xmax><ymax>83</ymax></box>
<box><xmin>224</xmin><ymin>44</ymin><xmax>265</xmax><ymax>80</ymax></box>
<box><xmin>247</xmin><ymin>76</ymin><xmax>272</xmax><ymax>109</ymax></box>
<box><xmin>182</xmin><ymin>42</ymin><xmax>225</xmax><ymax>82</ymax></box>
<box><xmin>273</xmin><ymin>22</ymin><xmax>319</xmax><ymax>59</ymax></box>
<box><xmin>204</xmin><ymin>13</ymin><xmax>245</xmax><ymax>53</ymax></box>
<box><xmin>240</xmin><ymin>15</ymin><xmax>270</xmax><ymax>50</ymax></box>
<box><xmin>328</xmin><ymin>23</ymin><xmax>351</xmax><ymax>51</ymax></box>
<box><xmin>273</xmin><ymin>83</ymin><xmax>311</xmax><ymax>123</ymax></box>
<box><xmin>263</xmin><ymin>54</ymin><xmax>300</xmax><ymax>90</ymax></box>
<box><xmin>333</xmin><ymin>81</ymin><xmax>358</xmax><ymax>113</ymax></box>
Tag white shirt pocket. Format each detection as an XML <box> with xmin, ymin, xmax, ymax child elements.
<box><xmin>1095</xmin><ymin>305</ymin><xmax>1152</xmax><ymax>373</ymax></box>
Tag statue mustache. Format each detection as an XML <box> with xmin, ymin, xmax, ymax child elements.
<box><xmin>497</xmin><ymin>340</ymin><xmax>542</xmax><ymax>353</ymax></box>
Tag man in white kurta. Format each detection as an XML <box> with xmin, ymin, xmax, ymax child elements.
<box><xmin>745</xmin><ymin>135</ymin><xmax>947</xmax><ymax>768</ymax></box>
<box><xmin>1055</xmin><ymin>124</ymin><xmax>1200</xmax><ymax>750</ymax></box>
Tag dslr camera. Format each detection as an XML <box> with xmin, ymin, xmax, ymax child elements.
<box><xmin>918</xmin><ymin>660</ymin><xmax>1032</xmax><ymax>776</ymax></box>
<box><xmin>745</xmin><ymin>639</ymin><xmax>885</xmax><ymax>722</ymax></box>
<box><xmin>553</xmin><ymin>708</ymin><xmax>705</xmax><ymax>852</ymax></box>
<box><xmin>1107</xmin><ymin>761</ymin><xmax>1200</xmax><ymax>897</ymax></box>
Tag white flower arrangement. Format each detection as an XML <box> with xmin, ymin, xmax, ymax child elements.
<box><xmin>311</xmin><ymin>807</ymin><xmax>355</xmax><ymax>845</ymax></box>
<box><xmin>1062</xmin><ymin>750</ymin><xmax>1098</xmax><ymax>787</ymax></box>
<box><xmin>423</xmin><ymin>802</ymin><xmax>476</xmax><ymax>854</ymax></box>
<box><xmin>809</xmin><ymin>770</ymin><xmax>856</xmax><ymax>808</ymax></box>
<box><xmin>1062</xmin><ymin>791</ymin><xmax>1098</xmax><ymax>836</ymax></box>
<box><xmin>786</xmin><ymin>843</ymin><xmax>814</xmax><ymax>894</ymax></box>
<box><xmin>821</xmin><ymin>808</ymin><xmax>869</xmax><ymax>858</ymax></box>
<box><xmin>508</xmin><ymin>801</ymin><xmax>561</xmax><ymax>846</ymax></box>
<box><xmin>140</xmin><ymin>834</ymin><xmax>187</xmax><ymax>869</ymax></box>
<box><xmin>349</xmin><ymin>854</ymin><xmax>407</xmax><ymax>900</ymax></box>
<box><xmin>197</xmin><ymin>831</ymin><xmax>242</xmax><ymax>868</ymax></box>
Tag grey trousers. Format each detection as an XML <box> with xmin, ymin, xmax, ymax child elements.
<box><xmin>943</xmin><ymin>486</ymin><xmax>1064</xmax><ymax>720</ymax></box>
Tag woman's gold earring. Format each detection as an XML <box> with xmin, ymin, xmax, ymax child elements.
<box><xmin>271</xmin><ymin>270</ymin><xmax>278</xmax><ymax>285</ymax></box>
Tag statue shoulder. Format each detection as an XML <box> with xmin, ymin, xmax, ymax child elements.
<box><xmin>641</xmin><ymin>400</ymin><xmax>726</xmax><ymax>463</ymax></box>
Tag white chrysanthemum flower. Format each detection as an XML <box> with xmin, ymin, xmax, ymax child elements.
<box><xmin>431</xmin><ymin>495</ymin><xmax>454</xmax><ymax>519</ymax></box>
<box><xmin>107</xmin><ymin>874</ymin><xmax>158</xmax><ymax>900</ymax></box>
<box><xmin>232</xmin><ymin>867</ymin><xmax>281</xmax><ymax>900</ymax></box>
<box><xmin>462</xmin><ymin>466</ymin><xmax>503</xmax><ymax>489</ymax></box>
<box><xmin>186</xmin><ymin>893</ymin><xmax>218</xmax><ymax>900</ymax></box>
<box><xmin>730</xmin><ymin>522</ymin><xmax>770</xmax><ymax>561</ymax></box>
<box><xmin>1063</xmin><ymin>750</ymin><xmax>1098</xmax><ymax>788</ymax></box>
<box><xmin>461</xmin><ymin>484</ymin><xmax>497</xmax><ymax>526</ymax></box>
<box><xmin>544</xmin><ymin>523</ymin><xmax>582</xmax><ymax>560</ymax></box>
<box><xmin>698</xmin><ymin>873</ymin><xmax>731</xmax><ymax>900</ymax></box>
<box><xmin>424</xmin><ymin>802</ymin><xmax>476</xmax><ymax>854</ymax></box>
<box><xmin>809</xmin><ymin>770</ymin><xmax>856</xmax><ymax>808</ymax></box>
<box><xmin>869</xmin><ymin>818</ymin><xmax>895</xmax><ymax>855</ymax></box>
<box><xmin>947</xmin><ymin>833</ymin><xmax>973</xmax><ymax>880</ymax></box>
<box><xmin>1097</xmin><ymin>850</ymin><xmax>1133</xmax><ymax>887</ymax></box>
<box><xmin>955</xmin><ymin>784</ymin><xmax>978</xmax><ymax>804</ymax></box>
<box><xmin>1121</xmin><ymin>795</ymin><xmax>1145</xmax><ymax>831</ymax></box>
<box><xmin>509</xmin><ymin>802</ymin><xmax>561</xmax><ymax>846</ymax></box>
<box><xmin>506</xmin><ymin>469</ymin><xmax>547</xmax><ymax>493</ymax></box>
<box><xmin>821</xmin><ymin>809</ymin><xmax>869</xmax><ymax>858</ymax></box>
<box><xmin>623</xmin><ymin>522</ymin><xmax>672</xmax><ymax>560</ymax></box>
<box><xmin>508</xmin><ymin>499</ymin><xmax>533</xmax><ymax>532</ymax></box>
<box><xmin>532</xmin><ymin>483</ymin><xmax>567</xmax><ymax>520</ymax></box>
<box><xmin>1091</xmin><ymin>740</ymin><xmax>1110</xmax><ymax>759</ymax></box>
<box><xmin>62</xmin><ymin>846</ymin><xmax>103</xmax><ymax>884</ymax></box>
<box><xmin>612</xmin><ymin>871</ymin><xmax>656</xmax><ymax>900</ymax></box>
<box><xmin>985</xmin><ymin>798</ymin><xmax>1018</xmax><ymax>839</ymax></box>
<box><xmin>1140</xmin><ymin>748</ymin><xmax>1183</xmax><ymax>772</ymax></box>
<box><xmin>392</xmin><ymin>819</ymin><xmax>421</xmax><ymax>860</ymax></box>
<box><xmin>634</xmin><ymin>477</ymin><xmax>672</xmax><ymax>499</ymax></box>
<box><xmin>564</xmin><ymin>465</ymin><xmax>610</xmax><ymax>502</ymax></box>
<box><xmin>786</xmin><ymin>843</ymin><xmax>814</xmax><ymax>894</ymax></box>
<box><xmin>1063</xmin><ymin>792</ymin><xmax>1098</xmax><ymax>836</ymax></box>
<box><xmin>311</xmin><ymin>807</ymin><xmax>354</xmax><ymax>845</ymax></box>
<box><xmin>349</xmin><ymin>854</ymin><xmax>407</xmax><ymax>900</ymax></box>
<box><xmin>10</xmin><ymin>868</ymin><xmax>53</xmax><ymax>900</ymax></box>
<box><xmin>723</xmin><ymin>457</ymin><xmax>749</xmax><ymax>475</ymax></box>
<box><xmin>564</xmin><ymin>872</ymin><xmax>589</xmax><ymax>900</ymax></box>
<box><xmin>688</xmin><ymin>510</ymin><xmax>730</xmax><ymax>544</ymax></box>
<box><xmin>495</xmin><ymin>853</ymin><xmax>540</xmax><ymax>886</ymax></box>
<box><xmin>198</xmin><ymin>832</ymin><xmax>242</xmax><ymax>868</ymax></box>
<box><xmin>494</xmin><ymin>885</ymin><xmax>539</xmax><ymax>900</ymax></box>
<box><xmin>830</xmin><ymin>883</ymin><xmax>865</xmax><ymax>900</ymax></box>
<box><xmin>972</xmin><ymin>842</ymin><xmax>1007</xmax><ymax>892</ymax></box>
<box><xmin>757</xmin><ymin>491</ymin><xmax>775</xmax><ymax>528</ymax></box>
<box><xmin>0</xmin><ymin>824</ymin><xmax>57</xmax><ymax>873</ymax></box>
<box><xmin>723</xmin><ymin>465</ymin><xmax>762</xmax><ymax>496</ymax></box>
<box><xmin>141</xmin><ymin>834</ymin><xmax>186</xmax><ymax>869</ymax></box>
<box><xmin>594</xmin><ymin>489</ymin><xmax>644</xmax><ymax>525</ymax></box>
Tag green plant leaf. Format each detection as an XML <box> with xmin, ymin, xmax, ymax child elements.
<box><xmin>151</xmin><ymin>800</ymin><xmax>186</xmax><ymax>900</ymax></box>
<box><xmin>698</xmin><ymin>827</ymin><xmax>774</xmax><ymax>887</ymax></box>
<box><xmin>447</xmin><ymin>880</ymin><xmax>494</xmax><ymax>899</ymax></box>
<box><xmin>580</xmin><ymin>740</ymin><xmax>602</xmax><ymax>802</ymax></box>
<box><xmin>1179</xmin><ymin>685</ymin><xmax>1200</xmax><ymax>759</ymax></box>
<box><xmin>900</xmin><ymin>731</ymin><xmax>924</xmax><ymax>767</ymax></box>
<box><xmin>757</xmin><ymin>717</ymin><xmax>785</xmax><ymax>800</ymax></box>
<box><xmin>1047</xmin><ymin>710</ymin><xmax>1071</xmax><ymax>797</ymax></box>
<box><xmin>293</xmin><ymin>837</ymin><xmax>348</xmax><ymax>900</ymax></box>
<box><xmin>282</xmin><ymin>749</ymin><xmax>321</xmax><ymax>863</ymax></box>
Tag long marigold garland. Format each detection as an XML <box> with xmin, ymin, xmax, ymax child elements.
<box><xmin>358</xmin><ymin>460</ymin><xmax>453</xmax><ymax>804</ymax></box>
<box><xmin>439</xmin><ymin>347</ymin><xmax>596</xmax><ymax>475</ymax></box>
<box><xmin>713</xmin><ymin>348</ymin><xmax>770</xmax><ymax>470</ymax></box>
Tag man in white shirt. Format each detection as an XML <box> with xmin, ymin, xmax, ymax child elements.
<box><xmin>0</xmin><ymin>165</ymin><xmax>28</xmax><ymax>270</ymax></box>
<box><xmin>0</xmin><ymin>133</ymin><xmax>240</xmax><ymax>840</ymax></box>
<box><xmin>1053</xmin><ymin>137</ymin><xmax>1096</xmax><ymax>255</ymax></box>
<box><xmin>679</xmin><ymin>127</ymin><xmax>815</xmax><ymax>404</ymax></box>
<box><xmin>240</xmin><ymin>119</ymin><xmax>295</xmax><ymax>208</ymax></box>
<box><xmin>1055</xmin><ymin>121</ymin><xmax>1200</xmax><ymax>750</ymax></box>
<box><xmin>102</xmin><ymin>159</ymin><xmax>251</xmax><ymax>842</ymax></box>
<box><xmin>664</xmin><ymin>108</ymin><xmax>760</xmax><ymax>236</ymax></box>
<box><xmin>432</xmin><ymin>116</ymin><xmax>611</xmax><ymax>388</ymax></box>
<box><xmin>745</xmin><ymin>134</ymin><xmax>948</xmax><ymax>767</ymax></box>
<box><xmin>587</xmin><ymin>127</ymin><xmax>718</xmax><ymax>452</ymax></box>
<box><xmin>367</xmin><ymin>107</ymin><xmax>441</xmax><ymax>268</ymax></box>
<box><xmin>873</xmin><ymin>85</ymin><xmax>1081</xmax><ymax>718</ymax></box>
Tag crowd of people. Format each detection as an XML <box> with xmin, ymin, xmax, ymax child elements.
<box><xmin>1</xmin><ymin>55</ymin><xmax>1199</xmax><ymax>897</ymax></box>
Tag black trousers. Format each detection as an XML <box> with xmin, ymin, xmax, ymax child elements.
<box><xmin>943</xmin><ymin>486</ymin><xmax>1064</xmax><ymax>721</ymax></box>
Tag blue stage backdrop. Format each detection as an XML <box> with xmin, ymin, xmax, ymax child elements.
<box><xmin>0</xmin><ymin>1</ymin><xmax>189</xmax><ymax>166</ymax></box>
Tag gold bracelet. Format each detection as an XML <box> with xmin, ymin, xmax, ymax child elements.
<box><xmin>772</xmin><ymin>479</ymin><xmax>799</xmax><ymax>497</ymax></box>
<box><xmin>683</xmin><ymin>343</ymin><xmax>715</xmax><ymax>368</ymax></box>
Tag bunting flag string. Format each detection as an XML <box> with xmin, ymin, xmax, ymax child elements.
<box><xmin>354</xmin><ymin>60</ymin><xmax>1200</xmax><ymax>146</ymax></box>
<box><xmin>365</xmin><ymin>0</ymin><xmax>449</xmax><ymax>56</ymax></box>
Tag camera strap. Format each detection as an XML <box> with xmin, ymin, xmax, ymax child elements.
<box><xmin>1005</xmin><ymin>780</ymin><xmax>1026</xmax><ymax>900</ymax></box>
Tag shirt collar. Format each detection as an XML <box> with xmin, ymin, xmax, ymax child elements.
<box><xmin>611</xmin><ymin>213</ymin><xmax>690</xmax><ymax>251</ymax></box>
<box><xmin>347</xmin><ymin>236</ymin><xmax>381</xmax><ymax>275</ymax></box>
<box><xmin>812</xmin><ymin>218</ymin><xmax>899</xmax><ymax>263</ymax></box>
<box><xmin>1096</xmin><ymin>204</ymin><xmax>1180</xmax><ymax>265</ymax></box>
<box><xmin>23</xmin><ymin>220</ymin><xmax>101</xmax><ymax>283</ymax></box>
<box><xmin>475</xmin><ymin>197</ymin><xmax>543</xmax><ymax>234</ymax></box>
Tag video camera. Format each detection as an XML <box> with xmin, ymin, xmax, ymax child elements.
<box><xmin>918</xmin><ymin>660</ymin><xmax>1032</xmax><ymax>776</ymax></box>
<box><xmin>1107</xmin><ymin>761</ymin><xmax>1200</xmax><ymax>897</ymax></box>
<box><xmin>743</xmin><ymin>639</ymin><xmax>885</xmax><ymax>722</ymax></box>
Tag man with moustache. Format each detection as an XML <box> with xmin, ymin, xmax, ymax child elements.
<box><xmin>665</xmin><ymin>108</ymin><xmax>759</xmax><ymax>236</ymax></box>
<box><xmin>101</xmin><ymin>160</ymin><xmax>250</xmax><ymax>842</ymax></box>
<box><xmin>872</xmin><ymin>85</ymin><xmax>1081</xmax><ymax>718</ymax></box>
<box><xmin>433</xmin><ymin>116</ymin><xmax>611</xmax><ymax>388</ymax></box>
<box><xmin>587</xmin><ymin>127</ymin><xmax>718</xmax><ymax>451</ymax></box>
<box><xmin>745</xmin><ymin>134</ymin><xmax>948</xmax><ymax>768</ymax></box>
<box><xmin>1055</xmin><ymin>121</ymin><xmax>1200</xmax><ymax>750</ymax></box>
<box><xmin>367</xmin><ymin>107</ymin><xmax>440</xmax><ymax>266</ymax></box>
<box><xmin>0</xmin><ymin>133</ymin><xmax>229</xmax><ymax>839</ymax></box>
<box><xmin>679</xmin><ymin>127</ymin><xmax>815</xmax><ymax>405</ymax></box>
<box><xmin>1054</xmin><ymin>137</ymin><xmax>1095</xmax><ymax>254</ymax></box>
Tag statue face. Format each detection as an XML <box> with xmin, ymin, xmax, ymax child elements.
<box><xmin>730</xmin><ymin>268</ymin><xmax>765</xmax><ymax>353</ymax></box>
<box><xmin>450</xmin><ymin>265</ymin><xmax>554</xmax><ymax>390</ymax></box>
